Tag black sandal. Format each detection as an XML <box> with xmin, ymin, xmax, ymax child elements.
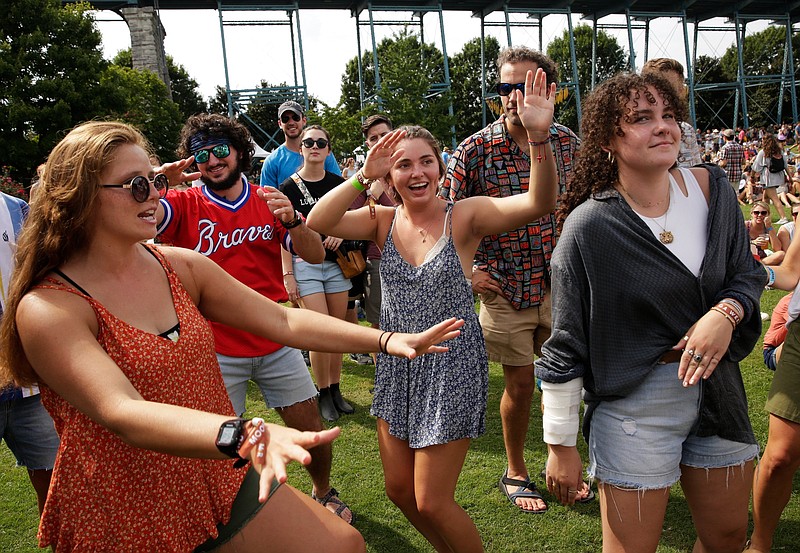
<box><xmin>498</xmin><ymin>470</ymin><xmax>548</xmax><ymax>514</ymax></box>
<box><xmin>312</xmin><ymin>487</ymin><xmax>355</xmax><ymax>525</ymax></box>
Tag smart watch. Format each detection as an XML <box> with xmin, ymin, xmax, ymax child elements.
<box><xmin>215</xmin><ymin>418</ymin><xmax>247</xmax><ymax>465</ymax></box>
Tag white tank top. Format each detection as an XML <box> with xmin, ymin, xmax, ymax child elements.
<box><xmin>636</xmin><ymin>168</ymin><xmax>708</xmax><ymax>277</ymax></box>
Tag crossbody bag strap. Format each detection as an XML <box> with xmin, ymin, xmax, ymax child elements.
<box><xmin>290</xmin><ymin>173</ymin><xmax>315</xmax><ymax>206</ymax></box>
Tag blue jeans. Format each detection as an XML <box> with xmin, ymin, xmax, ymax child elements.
<box><xmin>0</xmin><ymin>394</ymin><xmax>59</xmax><ymax>469</ymax></box>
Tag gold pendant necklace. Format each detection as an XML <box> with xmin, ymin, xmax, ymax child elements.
<box><xmin>403</xmin><ymin>209</ymin><xmax>436</xmax><ymax>243</ymax></box>
<box><xmin>619</xmin><ymin>182</ymin><xmax>674</xmax><ymax>244</ymax></box>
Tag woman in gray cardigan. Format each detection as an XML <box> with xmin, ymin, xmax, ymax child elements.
<box><xmin>535</xmin><ymin>72</ymin><xmax>764</xmax><ymax>553</ymax></box>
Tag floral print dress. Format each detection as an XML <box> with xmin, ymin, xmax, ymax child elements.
<box><xmin>372</xmin><ymin>203</ymin><xmax>488</xmax><ymax>448</ymax></box>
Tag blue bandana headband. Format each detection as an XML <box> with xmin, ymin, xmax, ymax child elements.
<box><xmin>188</xmin><ymin>134</ymin><xmax>231</xmax><ymax>153</ymax></box>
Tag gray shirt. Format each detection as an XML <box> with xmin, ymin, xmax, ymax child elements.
<box><xmin>535</xmin><ymin>165</ymin><xmax>764</xmax><ymax>444</ymax></box>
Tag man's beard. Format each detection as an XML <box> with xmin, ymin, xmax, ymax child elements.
<box><xmin>204</xmin><ymin>167</ymin><xmax>241</xmax><ymax>191</ymax></box>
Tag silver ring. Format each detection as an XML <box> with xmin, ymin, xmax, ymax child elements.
<box><xmin>686</xmin><ymin>348</ymin><xmax>694</xmax><ymax>356</ymax></box>
<box><xmin>693</xmin><ymin>353</ymin><xmax>703</xmax><ymax>362</ymax></box>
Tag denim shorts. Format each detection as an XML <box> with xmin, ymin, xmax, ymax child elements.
<box><xmin>0</xmin><ymin>394</ymin><xmax>59</xmax><ymax>470</ymax></box>
<box><xmin>588</xmin><ymin>363</ymin><xmax>758</xmax><ymax>490</ymax></box>
<box><xmin>218</xmin><ymin>347</ymin><xmax>318</xmax><ymax>416</ymax></box>
<box><xmin>293</xmin><ymin>258</ymin><xmax>352</xmax><ymax>298</ymax></box>
<box><xmin>763</xmin><ymin>345</ymin><xmax>778</xmax><ymax>371</ymax></box>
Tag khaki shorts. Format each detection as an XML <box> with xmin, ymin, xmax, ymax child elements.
<box><xmin>478</xmin><ymin>290</ymin><xmax>551</xmax><ymax>366</ymax></box>
<box><xmin>766</xmin><ymin>320</ymin><xmax>800</xmax><ymax>423</ymax></box>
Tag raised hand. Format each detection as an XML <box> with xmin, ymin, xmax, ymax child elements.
<box><xmin>361</xmin><ymin>129</ymin><xmax>408</xmax><ymax>181</ymax></box>
<box><xmin>156</xmin><ymin>157</ymin><xmax>201</xmax><ymax>188</ymax></box>
<box><xmin>514</xmin><ymin>68</ymin><xmax>556</xmax><ymax>138</ymax></box>
<box><xmin>256</xmin><ymin>186</ymin><xmax>297</xmax><ymax>223</ymax></box>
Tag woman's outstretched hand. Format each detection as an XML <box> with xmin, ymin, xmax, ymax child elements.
<box><xmin>384</xmin><ymin>317</ymin><xmax>465</xmax><ymax>359</ymax></box>
<box><xmin>515</xmin><ymin>68</ymin><xmax>556</xmax><ymax>138</ymax></box>
<box><xmin>361</xmin><ymin>129</ymin><xmax>408</xmax><ymax>181</ymax></box>
<box><xmin>240</xmin><ymin>418</ymin><xmax>341</xmax><ymax>502</ymax></box>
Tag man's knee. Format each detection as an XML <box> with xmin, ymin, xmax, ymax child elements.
<box><xmin>277</xmin><ymin>398</ymin><xmax>323</xmax><ymax>432</ymax></box>
<box><xmin>502</xmin><ymin>365</ymin><xmax>536</xmax><ymax>398</ymax></box>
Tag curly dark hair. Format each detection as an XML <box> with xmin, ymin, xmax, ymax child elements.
<box><xmin>177</xmin><ymin>113</ymin><xmax>254</xmax><ymax>173</ymax></box>
<box><xmin>558</xmin><ymin>72</ymin><xmax>688</xmax><ymax>223</ymax></box>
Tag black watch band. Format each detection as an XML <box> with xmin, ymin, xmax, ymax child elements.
<box><xmin>215</xmin><ymin>418</ymin><xmax>247</xmax><ymax>465</ymax></box>
<box><xmin>280</xmin><ymin>211</ymin><xmax>303</xmax><ymax>229</ymax></box>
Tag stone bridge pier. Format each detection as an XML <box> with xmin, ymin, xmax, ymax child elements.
<box><xmin>120</xmin><ymin>6</ymin><xmax>171</xmax><ymax>98</ymax></box>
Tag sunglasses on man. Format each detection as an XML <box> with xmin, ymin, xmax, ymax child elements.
<box><xmin>193</xmin><ymin>144</ymin><xmax>231</xmax><ymax>164</ymax></box>
<box><xmin>281</xmin><ymin>113</ymin><xmax>302</xmax><ymax>124</ymax></box>
<box><xmin>496</xmin><ymin>82</ymin><xmax>526</xmax><ymax>96</ymax></box>
<box><xmin>100</xmin><ymin>174</ymin><xmax>169</xmax><ymax>203</ymax></box>
<box><xmin>302</xmin><ymin>138</ymin><xmax>329</xmax><ymax>149</ymax></box>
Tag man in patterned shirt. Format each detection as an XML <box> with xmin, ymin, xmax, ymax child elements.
<box><xmin>718</xmin><ymin>129</ymin><xmax>745</xmax><ymax>190</ymax></box>
<box><xmin>441</xmin><ymin>46</ymin><xmax>585</xmax><ymax>513</ymax></box>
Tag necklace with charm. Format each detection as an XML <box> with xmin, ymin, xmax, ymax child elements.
<box><xmin>619</xmin><ymin>182</ymin><xmax>674</xmax><ymax>244</ymax></box>
<box><xmin>403</xmin><ymin>208</ymin><xmax>438</xmax><ymax>243</ymax></box>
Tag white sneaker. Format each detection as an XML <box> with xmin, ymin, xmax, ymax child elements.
<box><xmin>777</xmin><ymin>217</ymin><xmax>789</xmax><ymax>224</ymax></box>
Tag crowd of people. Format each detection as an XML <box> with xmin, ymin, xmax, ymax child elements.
<box><xmin>3</xmin><ymin>45</ymin><xmax>800</xmax><ymax>553</ymax></box>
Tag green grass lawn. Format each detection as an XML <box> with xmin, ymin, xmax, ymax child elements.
<box><xmin>3</xmin><ymin>211</ymin><xmax>800</xmax><ymax>551</ymax></box>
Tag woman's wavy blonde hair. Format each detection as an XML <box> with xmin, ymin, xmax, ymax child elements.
<box><xmin>0</xmin><ymin>121</ymin><xmax>150</xmax><ymax>387</ymax></box>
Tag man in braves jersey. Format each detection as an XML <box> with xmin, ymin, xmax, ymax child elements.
<box><xmin>155</xmin><ymin>113</ymin><xmax>354</xmax><ymax>523</ymax></box>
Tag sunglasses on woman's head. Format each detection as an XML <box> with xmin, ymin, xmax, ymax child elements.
<box><xmin>302</xmin><ymin>138</ymin><xmax>329</xmax><ymax>149</ymax></box>
<box><xmin>496</xmin><ymin>82</ymin><xmax>525</xmax><ymax>96</ymax></box>
<box><xmin>281</xmin><ymin>113</ymin><xmax>301</xmax><ymax>123</ymax></box>
<box><xmin>100</xmin><ymin>174</ymin><xmax>169</xmax><ymax>203</ymax></box>
<box><xmin>193</xmin><ymin>144</ymin><xmax>231</xmax><ymax>164</ymax></box>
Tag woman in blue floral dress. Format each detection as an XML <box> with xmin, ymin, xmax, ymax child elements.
<box><xmin>307</xmin><ymin>69</ymin><xmax>558</xmax><ymax>552</ymax></box>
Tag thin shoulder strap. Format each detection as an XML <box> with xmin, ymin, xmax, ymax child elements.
<box><xmin>51</xmin><ymin>269</ymin><xmax>93</xmax><ymax>298</ymax></box>
<box><xmin>443</xmin><ymin>201</ymin><xmax>454</xmax><ymax>236</ymax></box>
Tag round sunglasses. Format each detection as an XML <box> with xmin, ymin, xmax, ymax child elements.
<box><xmin>193</xmin><ymin>144</ymin><xmax>231</xmax><ymax>164</ymax></box>
<box><xmin>301</xmin><ymin>138</ymin><xmax>329</xmax><ymax>149</ymax></box>
<box><xmin>100</xmin><ymin>174</ymin><xmax>169</xmax><ymax>203</ymax></box>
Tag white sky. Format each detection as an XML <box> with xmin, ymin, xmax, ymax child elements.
<box><xmin>94</xmin><ymin>9</ymin><xmax>765</xmax><ymax>107</ymax></box>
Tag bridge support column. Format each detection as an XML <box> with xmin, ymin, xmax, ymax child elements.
<box><xmin>120</xmin><ymin>6</ymin><xmax>171</xmax><ymax>98</ymax></box>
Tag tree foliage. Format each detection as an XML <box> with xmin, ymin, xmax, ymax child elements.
<box><xmin>448</xmin><ymin>36</ymin><xmax>500</xmax><ymax>141</ymax></box>
<box><xmin>0</xmin><ymin>0</ymin><xmax>119</xmax><ymax>180</ymax></box>
<box><xmin>337</xmin><ymin>28</ymin><xmax>455</xmax><ymax>148</ymax></box>
<box><xmin>100</xmin><ymin>64</ymin><xmax>184</xmax><ymax>162</ymax></box>
<box><xmin>112</xmin><ymin>49</ymin><xmax>207</xmax><ymax>119</ymax></box>
<box><xmin>547</xmin><ymin>24</ymin><xmax>628</xmax><ymax>131</ymax></box>
<box><xmin>717</xmin><ymin>25</ymin><xmax>800</xmax><ymax>128</ymax></box>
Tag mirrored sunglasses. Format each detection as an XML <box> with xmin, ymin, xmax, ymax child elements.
<box><xmin>496</xmin><ymin>82</ymin><xmax>525</xmax><ymax>96</ymax></box>
<box><xmin>100</xmin><ymin>174</ymin><xmax>169</xmax><ymax>203</ymax></box>
<box><xmin>302</xmin><ymin>138</ymin><xmax>329</xmax><ymax>149</ymax></box>
<box><xmin>281</xmin><ymin>113</ymin><xmax>302</xmax><ymax>123</ymax></box>
<box><xmin>193</xmin><ymin>144</ymin><xmax>231</xmax><ymax>164</ymax></box>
